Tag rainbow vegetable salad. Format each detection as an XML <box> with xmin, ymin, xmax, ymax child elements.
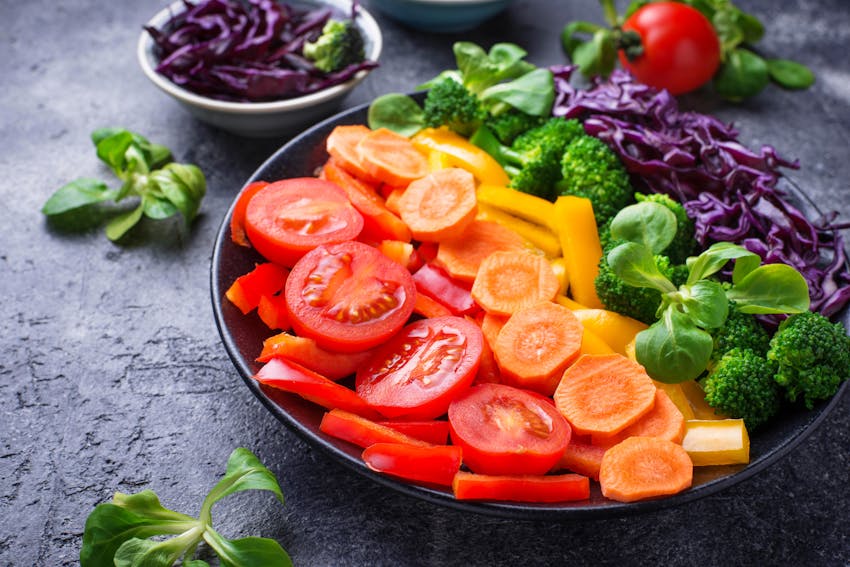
<box><xmin>223</xmin><ymin>41</ymin><xmax>850</xmax><ymax>505</ymax></box>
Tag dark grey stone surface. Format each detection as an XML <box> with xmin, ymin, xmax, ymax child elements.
<box><xmin>2</xmin><ymin>0</ymin><xmax>849</xmax><ymax>565</ymax></box>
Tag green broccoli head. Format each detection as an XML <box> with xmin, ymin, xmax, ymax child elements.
<box><xmin>634</xmin><ymin>192</ymin><xmax>698</xmax><ymax>264</ymax></box>
<box><xmin>558</xmin><ymin>135</ymin><xmax>635</xmax><ymax>226</ymax></box>
<box><xmin>484</xmin><ymin>109</ymin><xmax>545</xmax><ymax>145</ymax></box>
<box><xmin>701</xmin><ymin>347</ymin><xmax>782</xmax><ymax>431</ymax></box>
<box><xmin>422</xmin><ymin>78</ymin><xmax>486</xmax><ymax>137</ymax></box>
<box><xmin>767</xmin><ymin>311</ymin><xmax>850</xmax><ymax>409</ymax></box>
<box><xmin>709</xmin><ymin>304</ymin><xmax>772</xmax><ymax>367</ymax></box>
<box><xmin>303</xmin><ymin>20</ymin><xmax>365</xmax><ymax>73</ymax></box>
<box><xmin>594</xmin><ymin>240</ymin><xmax>688</xmax><ymax>325</ymax></box>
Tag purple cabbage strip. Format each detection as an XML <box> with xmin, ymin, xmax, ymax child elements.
<box><xmin>551</xmin><ymin>65</ymin><xmax>850</xmax><ymax>318</ymax></box>
<box><xmin>146</xmin><ymin>0</ymin><xmax>376</xmax><ymax>103</ymax></box>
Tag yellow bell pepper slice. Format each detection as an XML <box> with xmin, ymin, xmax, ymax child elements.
<box><xmin>550</xmin><ymin>257</ymin><xmax>569</xmax><ymax>296</ymax></box>
<box><xmin>412</xmin><ymin>127</ymin><xmax>510</xmax><ymax>186</ymax></box>
<box><xmin>555</xmin><ymin>294</ymin><xmax>590</xmax><ymax>310</ymax></box>
<box><xmin>551</xmin><ymin>196</ymin><xmax>604</xmax><ymax>309</ymax></box>
<box><xmin>570</xmin><ymin>308</ymin><xmax>647</xmax><ymax>356</ymax></box>
<box><xmin>680</xmin><ymin>380</ymin><xmax>728</xmax><ymax>420</ymax></box>
<box><xmin>579</xmin><ymin>327</ymin><xmax>616</xmax><ymax>356</ymax></box>
<box><xmin>426</xmin><ymin>148</ymin><xmax>454</xmax><ymax>172</ymax></box>
<box><xmin>476</xmin><ymin>204</ymin><xmax>561</xmax><ymax>258</ymax></box>
<box><xmin>653</xmin><ymin>381</ymin><xmax>696</xmax><ymax>421</ymax></box>
<box><xmin>682</xmin><ymin>419</ymin><xmax>750</xmax><ymax>466</ymax></box>
<box><xmin>476</xmin><ymin>184</ymin><xmax>555</xmax><ymax>228</ymax></box>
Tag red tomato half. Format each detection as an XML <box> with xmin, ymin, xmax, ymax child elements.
<box><xmin>244</xmin><ymin>178</ymin><xmax>364</xmax><ymax>267</ymax></box>
<box><xmin>285</xmin><ymin>240</ymin><xmax>416</xmax><ymax>353</ymax></box>
<box><xmin>448</xmin><ymin>383</ymin><xmax>572</xmax><ymax>476</ymax></box>
<box><xmin>356</xmin><ymin>316</ymin><xmax>483</xmax><ymax>420</ymax></box>
<box><xmin>619</xmin><ymin>2</ymin><xmax>720</xmax><ymax>95</ymax></box>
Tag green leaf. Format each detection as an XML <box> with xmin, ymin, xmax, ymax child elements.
<box><xmin>42</xmin><ymin>178</ymin><xmax>118</xmax><ymax>216</ymax></box>
<box><xmin>686</xmin><ymin>241</ymin><xmax>760</xmax><ymax>285</ymax></box>
<box><xmin>607</xmin><ymin>242</ymin><xmax>677</xmax><ymax>293</ymax></box>
<box><xmin>479</xmin><ymin>68</ymin><xmax>555</xmax><ymax>117</ymax></box>
<box><xmin>92</xmin><ymin>128</ymin><xmax>173</xmax><ymax>177</ymax></box>
<box><xmin>113</xmin><ymin>528</ymin><xmax>203</xmax><ymax>567</ymax></box>
<box><xmin>713</xmin><ymin>48</ymin><xmax>770</xmax><ymax>101</ymax></box>
<box><xmin>199</xmin><ymin>449</ymin><xmax>283</xmax><ymax>525</ymax></box>
<box><xmin>678</xmin><ymin>280</ymin><xmax>729</xmax><ymax>329</ymax></box>
<box><xmin>148</xmin><ymin>163</ymin><xmax>206</xmax><ymax>224</ymax></box>
<box><xmin>560</xmin><ymin>20</ymin><xmax>604</xmax><ymax>64</ymax></box>
<box><xmin>610</xmin><ymin>201</ymin><xmax>677</xmax><ymax>254</ymax></box>
<box><xmin>570</xmin><ymin>29</ymin><xmax>617</xmax><ymax>78</ymax></box>
<box><xmin>142</xmin><ymin>193</ymin><xmax>179</xmax><ymax>220</ymax></box>
<box><xmin>636</xmin><ymin>307</ymin><xmax>714</xmax><ymax>383</ymax></box>
<box><xmin>767</xmin><ymin>59</ymin><xmax>815</xmax><ymax>90</ymax></box>
<box><xmin>105</xmin><ymin>203</ymin><xmax>144</xmax><ymax>241</ymax></box>
<box><xmin>726</xmin><ymin>263</ymin><xmax>811</xmax><ymax>314</ymax></box>
<box><xmin>736</xmin><ymin>10</ymin><xmax>765</xmax><ymax>43</ymax></box>
<box><xmin>94</xmin><ymin>130</ymin><xmax>136</xmax><ymax>176</ymax></box>
<box><xmin>454</xmin><ymin>42</ymin><xmax>535</xmax><ymax>95</ymax></box>
<box><xmin>80</xmin><ymin>493</ymin><xmax>197</xmax><ymax>567</ymax></box>
<box><xmin>367</xmin><ymin>93</ymin><xmax>426</xmax><ymax>137</ymax></box>
<box><xmin>203</xmin><ymin>528</ymin><xmax>293</xmax><ymax>567</ymax></box>
<box><xmin>184</xmin><ymin>561</ymin><xmax>212</xmax><ymax>567</ymax></box>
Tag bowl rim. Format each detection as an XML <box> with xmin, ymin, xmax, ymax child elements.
<box><xmin>137</xmin><ymin>0</ymin><xmax>383</xmax><ymax>114</ymax></box>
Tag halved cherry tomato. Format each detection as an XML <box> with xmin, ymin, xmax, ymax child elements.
<box><xmin>285</xmin><ymin>240</ymin><xmax>416</xmax><ymax>353</ymax></box>
<box><xmin>244</xmin><ymin>178</ymin><xmax>364</xmax><ymax>267</ymax></box>
<box><xmin>355</xmin><ymin>316</ymin><xmax>483</xmax><ymax>420</ymax></box>
<box><xmin>448</xmin><ymin>383</ymin><xmax>572</xmax><ymax>476</ymax></box>
<box><xmin>230</xmin><ymin>181</ymin><xmax>269</xmax><ymax>247</ymax></box>
<box><xmin>619</xmin><ymin>2</ymin><xmax>721</xmax><ymax>95</ymax></box>
<box><xmin>254</xmin><ymin>357</ymin><xmax>380</xmax><ymax>419</ymax></box>
<box><xmin>362</xmin><ymin>443</ymin><xmax>462</xmax><ymax>487</ymax></box>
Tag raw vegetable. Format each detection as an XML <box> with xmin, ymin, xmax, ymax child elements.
<box><xmin>681</xmin><ymin>419</ymin><xmax>750</xmax><ymax>466</ymax></box>
<box><xmin>80</xmin><ymin>448</ymin><xmax>290</xmax><ymax>567</ymax></box>
<box><xmin>569</xmin><ymin>308</ymin><xmax>647</xmax><ymax>357</ymax></box>
<box><xmin>448</xmin><ymin>383</ymin><xmax>572</xmax><ymax>476</ymax></box>
<box><xmin>145</xmin><ymin>0</ymin><xmax>377</xmax><ymax>102</ymax></box>
<box><xmin>474</xmin><ymin>204</ymin><xmax>561</xmax><ymax>257</ymax></box>
<box><xmin>356</xmin><ymin>128</ymin><xmax>430</xmax><ymax>187</ymax></box>
<box><xmin>397</xmin><ymin>168</ymin><xmax>477</xmax><ymax>242</ymax></box>
<box><xmin>470</xmin><ymin>251</ymin><xmax>560</xmax><ymax>315</ymax></box>
<box><xmin>225</xmin><ymin>262</ymin><xmax>289</xmax><ymax>315</ymax></box>
<box><xmin>257</xmin><ymin>294</ymin><xmax>291</xmax><ymax>330</ymax></box>
<box><xmin>256</xmin><ymin>332</ymin><xmax>373</xmax><ymax>380</ymax></box>
<box><xmin>452</xmin><ymin>471</ymin><xmax>590</xmax><ymax>503</ymax></box>
<box><xmin>230</xmin><ymin>181</ymin><xmax>269</xmax><ymax>247</ymax></box>
<box><xmin>592</xmin><ymin>388</ymin><xmax>685</xmax><ymax>447</ymax></box>
<box><xmin>42</xmin><ymin>127</ymin><xmax>206</xmax><ymax>241</ymax></box>
<box><xmin>377</xmin><ymin>420</ymin><xmax>451</xmax><ymax>445</ymax></box>
<box><xmin>411</xmin><ymin>128</ymin><xmax>510</xmax><ymax>186</ymax></box>
<box><xmin>326</xmin><ymin>125</ymin><xmax>383</xmax><ymax>184</ymax></box>
<box><xmin>598</xmin><ymin>436</ymin><xmax>693</xmax><ymax>502</ymax></box>
<box><xmin>284</xmin><ymin>240</ymin><xmax>416</xmax><ymax>353</ymax></box>
<box><xmin>551</xmin><ymin>196</ymin><xmax>604</xmax><ymax>309</ymax></box>
<box><xmin>412</xmin><ymin>263</ymin><xmax>478</xmax><ymax>316</ymax></box>
<box><xmin>553</xmin><ymin>440</ymin><xmax>606</xmax><ymax>480</ymax></box>
<box><xmin>363</xmin><ymin>443</ymin><xmax>463</xmax><ymax>487</ymax></box>
<box><xmin>434</xmin><ymin>219</ymin><xmax>526</xmax><ymax>282</ymax></box>
<box><xmin>319</xmin><ymin>408</ymin><xmax>431</xmax><ymax>449</ymax></box>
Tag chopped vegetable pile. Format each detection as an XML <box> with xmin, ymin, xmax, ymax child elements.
<box><xmin>145</xmin><ymin>0</ymin><xmax>378</xmax><ymax>102</ymax></box>
<box><xmin>222</xmin><ymin>41</ymin><xmax>849</xmax><ymax>505</ymax></box>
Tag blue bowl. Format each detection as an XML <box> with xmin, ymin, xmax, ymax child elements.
<box><xmin>368</xmin><ymin>0</ymin><xmax>514</xmax><ymax>33</ymax></box>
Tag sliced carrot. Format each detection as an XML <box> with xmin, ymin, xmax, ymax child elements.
<box><xmin>552</xmin><ymin>439</ymin><xmax>607</xmax><ymax>480</ymax></box>
<box><xmin>493</xmin><ymin>301</ymin><xmax>584</xmax><ymax>396</ymax></box>
<box><xmin>319</xmin><ymin>408</ymin><xmax>431</xmax><ymax>449</ymax></box>
<box><xmin>452</xmin><ymin>471</ymin><xmax>590</xmax><ymax>503</ymax></box>
<box><xmin>356</xmin><ymin>127</ymin><xmax>429</xmax><ymax>187</ymax></box>
<box><xmin>470</xmin><ymin>251</ymin><xmax>560</xmax><ymax>316</ymax></box>
<box><xmin>413</xmin><ymin>293</ymin><xmax>453</xmax><ymax>319</ymax></box>
<box><xmin>230</xmin><ymin>181</ymin><xmax>269</xmax><ymax>247</ymax></box>
<box><xmin>479</xmin><ymin>311</ymin><xmax>508</xmax><ymax>351</ymax></box>
<box><xmin>377</xmin><ymin>420</ymin><xmax>451</xmax><ymax>445</ymax></box>
<box><xmin>256</xmin><ymin>332</ymin><xmax>372</xmax><ymax>380</ymax></box>
<box><xmin>397</xmin><ymin>168</ymin><xmax>477</xmax><ymax>242</ymax></box>
<box><xmin>598</xmin><ymin>436</ymin><xmax>693</xmax><ymax>502</ymax></box>
<box><xmin>383</xmin><ymin>187</ymin><xmax>404</xmax><ymax>215</ymax></box>
<box><xmin>435</xmin><ymin>220</ymin><xmax>526</xmax><ymax>283</ymax></box>
<box><xmin>570</xmin><ymin>309</ymin><xmax>648</xmax><ymax>357</ymax></box>
<box><xmin>322</xmin><ymin>157</ymin><xmax>412</xmax><ymax>243</ymax></box>
<box><xmin>592</xmin><ymin>388</ymin><xmax>685</xmax><ymax>447</ymax></box>
<box><xmin>554</xmin><ymin>353</ymin><xmax>657</xmax><ymax>437</ymax></box>
<box><xmin>325</xmin><ymin>124</ymin><xmax>381</xmax><ymax>184</ymax></box>
<box><xmin>257</xmin><ymin>295</ymin><xmax>291</xmax><ymax>331</ymax></box>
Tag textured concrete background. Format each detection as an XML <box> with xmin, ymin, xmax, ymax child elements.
<box><xmin>2</xmin><ymin>0</ymin><xmax>849</xmax><ymax>565</ymax></box>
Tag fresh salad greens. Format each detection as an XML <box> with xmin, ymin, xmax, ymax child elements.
<box><xmin>42</xmin><ymin>128</ymin><xmax>206</xmax><ymax>241</ymax></box>
<box><xmin>80</xmin><ymin>448</ymin><xmax>291</xmax><ymax>567</ymax></box>
<box><xmin>606</xmin><ymin>202</ymin><xmax>810</xmax><ymax>382</ymax></box>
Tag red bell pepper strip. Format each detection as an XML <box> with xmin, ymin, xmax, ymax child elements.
<box><xmin>362</xmin><ymin>443</ymin><xmax>462</xmax><ymax>487</ymax></box>
<box><xmin>412</xmin><ymin>263</ymin><xmax>478</xmax><ymax>316</ymax></box>
<box><xmin>257</xmin><ymin>295</ymin><xmax>291</xmax><ymax>331</ymax></box>
<box><xmin>225</xmin><ymin>263</ymin><xmax>289</xmax><ymax>314</ymax></box>
<box><xmin>452</xmin><ymin>471</ymin><xmax>590</xmax><ymax>503</ymax></box>
<box><xmin>319</xmin><ymin>409</ymin><xmax>431</xmax><ymax>449</ymax></box>
<box><xmin>256</xmin><ymin>333</ymin><xmax>372</xmax><ymax>381</ymax></box>
<box><xmin>376</xmin><ymin>420</ymin><xmax>450</xmax><ymax>445</ymax></box>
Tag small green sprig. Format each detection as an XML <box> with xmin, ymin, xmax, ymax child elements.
<box><xmin>80</xmin><ymin>448</ymin><xmax>292</xmax><ymax>567</ymax></box>
<box><xmin>42</xmin><ymin>127</ymin><xmax>206</xmax><ymax>241</ymax></box>
<box><xmin>607</xmin><ymin>201</ymin><xmax>810</xmax><ymax>383</ymax></box>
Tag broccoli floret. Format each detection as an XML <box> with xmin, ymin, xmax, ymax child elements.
<box><xmin>700</xmin><ymin>348</ymin><xmax>782</xmax><ymax>431</ymax></box>
<box><xmin>558</xmin><ymin>135</ymin><xmax>635</xmax><ymax>226</ymax></box>
<box><xmin>303</xmin><ymin>20</ymin><xmax>365</xmax><ymax>73</ymax></box>
<box><xmin>422</xmin><ymin>78</ymin><xmax>487</xmax><ymax>137</ymax></box>
<box><xmin>709</xmin><ymin>304</ymin><xmax>772</xmax><ymax>367</ymax></box>
<box><xmin>767</xmin><ymin>311</ymin><xmax>850</xmax><ymax>409</ymax></box>
<box><xmin>594</xmin><ymin>240</ymin><xmax>688</xmax><ymax>325</ymax></box>
<box><xmin>634</xmin><ymin>192</ymin><xmax>698</xmax><ymax>264</ymax></box>
<box><xmin>483</xmin><ymin>108</ymin><xmax>545</xmax><ymax>145</ymax></box>
<box><xmin>470</xmin><ymin>117</ymin><xmax>584</xmax><ymax>200</ymax></box>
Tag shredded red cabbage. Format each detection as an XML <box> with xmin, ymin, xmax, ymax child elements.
<box><xmin>145</xmin><ymin>0</ymin><xmax>377</xmax><ymax>102</ymax></box>
<box><xmin>551</xmin><ymin>65</ymin><xmax>850</xmax><ymax>318</ymax></box>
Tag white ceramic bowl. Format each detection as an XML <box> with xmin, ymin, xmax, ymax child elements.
<box><xmin>138</xmin><ymin>0</ymin><xmax>382</xmax><ymax>138</ymax></box>
<box><xmin>368</xmin><ymin>0</ymin><xmax>514</xmax><ymax>33</ymax></box>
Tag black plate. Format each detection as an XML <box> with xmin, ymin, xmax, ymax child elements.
<box><xmin>210</xmin><ymin>99</ymin><xmax>849</xmax><ymax>520</ymax></box>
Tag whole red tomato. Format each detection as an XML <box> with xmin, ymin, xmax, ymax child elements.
<box><xmin>619</xmin><ymin>2</ymin><xmax>721</xmax><ymax>95</ymax></box>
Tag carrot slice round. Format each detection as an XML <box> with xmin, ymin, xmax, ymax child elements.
<box><xmin>599</xmin><ymin>436</ymin><xmax>693</xmax><ymax>502</ymax></box>
<box><xmin>592</xmin><ymin>388</ymin><xmax>686</xmax><ymax>447</ymax></box>
<box><xmin>397</xmin><ymin>168</ymin><xmax>478</xmax><ymax>242</ymax></box>
<box><xmin>325</xmin><ymin>124</ymin><xmax>381</xmax><ymax>184</ymax></box>
<box><xmin>553</xmin><ymin>353</ymin><xmax>657</xmax><ymax>437</ymax></box>
<box><xmin>356</xmin><ymin>128</ymin><xmax>429</xmax><ymax>187</ymax></box>
<box><xmin>470</xmin><ymin>251</ymin><xmax>560</xmax><ymax>316</ymax></box>
<box><xmin>493</xmin><ymin>301</ymin><xmax>584</xmax><ymax>396</ymax></box>
<box><xmin>435</xmin><ymin>220</ymin><xmax>526</xmax><ymax>283</ymax></box>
